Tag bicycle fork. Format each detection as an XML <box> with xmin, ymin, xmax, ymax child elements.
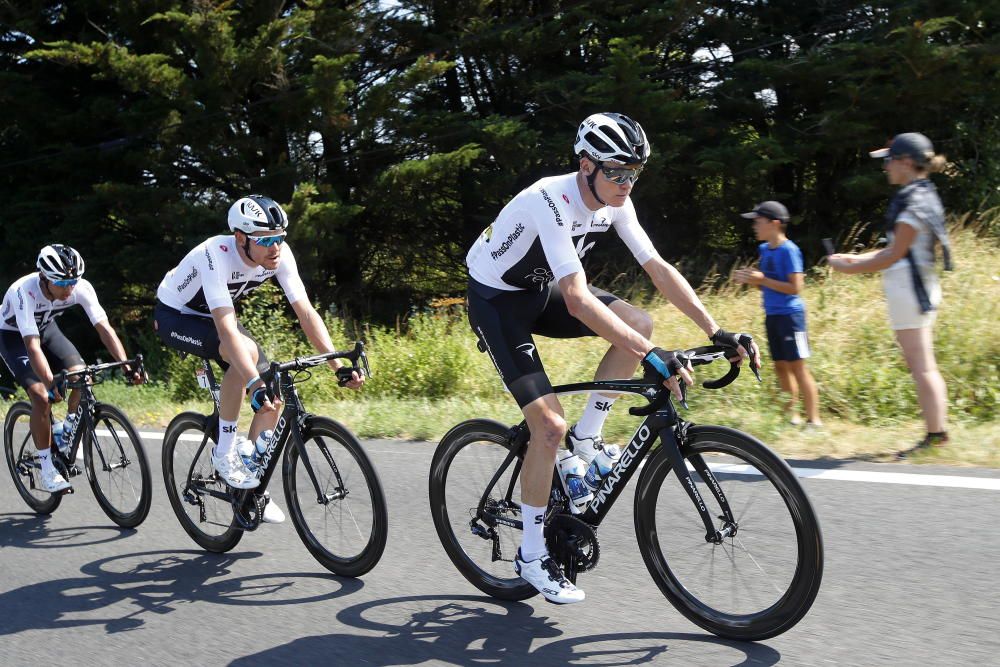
<box><xmin>659</xmin><ymin>425</ymin><xmax>738</xmax><ymax>543</ymax></box>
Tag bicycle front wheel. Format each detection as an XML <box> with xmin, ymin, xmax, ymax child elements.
<box><xmin>162</xmin><ymin>412</ymin><xmax>242</xmax><ymax>552</ymax></box>
<box><xmin>85</xmin><ymin>404</ymin><xmax>152</xmax><ymax>528</ymax></box>
<box><xmin>283</xmin><ymin>417</ymin><xmax>388</xmax><ymax>577</ymax></box>
<box><xmin>3</xmin><ymin>401</ymin><xmax>62</xmax><ymax>514</ymax></box>
<box><xmin>634</xmin><ymin>425</ymin><xmax>823</xmax><ymax>641</ymax></box>
<box><xmin>428</xmin><ymin>419</ymin><xmax>536</xmax><ymax>601</ymax></box>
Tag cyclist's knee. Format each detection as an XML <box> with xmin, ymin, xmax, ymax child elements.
<box><xmin>628</xmin><ymin>307</ymin><xmax>654</xmax><ymax>338</ymax></box>
<box><xmin>532</xmin><ymin>411</ymin><xmax>567</xmax><ymax>451</ymax></box>
<box><xmin>27</xmin><ymin>384</ymin><xmax>50</xmax><ymax>410</ymax></box>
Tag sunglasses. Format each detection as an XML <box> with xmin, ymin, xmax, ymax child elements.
<box><xmin>600</xmin><ymin>164</ymin><xmax>643</xmax><ymax>185</ymax></box>
<box><xmin>249</xmin><ymin>233</ymin><xmax>286</xmax><ymax>247</ymax></box>
<box><xmin>52</xmin><ymin>278</ymin><xmax>79</xmax><ymax>287</ymax></box>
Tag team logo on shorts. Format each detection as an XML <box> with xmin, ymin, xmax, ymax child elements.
<box><xmin>516</xmin><ymin>343</ymin><xmax>536</xmax><ymax>361</ymax></box>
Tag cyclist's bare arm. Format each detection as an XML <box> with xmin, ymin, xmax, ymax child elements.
<box><xmin>559</xmin><ymin>271</ymin><xmax>653</xmax><ymax>359</ymax></box>
<box><xmin>290</xmin><ymin>299</ymin><xmax>364</xmax><ymax>388</ymax></box>
<box><xmin>94</xmin><ymin>320</ymin><xmax>143</xmax><ymax>384</ymax></box>
<box><xmin>641</xmin><ymin>255</ymin><xmax>718</xmax><ymax>337</ymax></box>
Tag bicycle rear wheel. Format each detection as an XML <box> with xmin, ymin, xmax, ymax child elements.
<box><xmin>162</xmin><ymin>412</ymin><xmax>242</xmax><ymax>552</ymax></box>
<box><xmin>3</xmin><ymin>401</ymin><xmax>62</xmax><ymax>514</ymax></box>
<box><xmin>634</xmin><ymin>425</ymin><xmax>823</xmax><ymax>641</ymax></box>
<box><xmin>85</xmin><ymin>404</ymin><xmax>152</xmax><ymax>528</ymax></box>
<box><xmin>283</xmin><ymin>417</ymin><xmax>388</xmax><ymax>577</ymax></box>
<box><xmin>428</xmin><ymin>419</ymin><xmax>536</xmax><ymax>601</ymax></box>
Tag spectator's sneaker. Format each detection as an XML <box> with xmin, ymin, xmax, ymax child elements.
<box><xmin>40</xmin><ymin>466</ymin><xmax>72</xmax><ymax>493</ymax></box>
<box><xmin>212</xmin><ymin>443</ymin><xmax>260</xmax><ymax>489</ymax></box>
<box><xmin>260</xmin><ymin>490</ymin><xmax>286</xmax><ymax>524</ymax></box>
<box><xmin>566</xmin><ymin>426</ymin><xmax>604</xmax><ymax>465</ymax></box>
<box><xmin>897</xmin><ymin>433</ymin><xmax>948</xmax><ymax>460</ymax></box>
<box><xmin>514</xmin><ymin>549</ymin><xmax>586</xmax><ymax>605</ymax></box>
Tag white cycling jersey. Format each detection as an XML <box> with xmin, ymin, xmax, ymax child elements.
<box><xmin>157</xmin><ymin>234</ymin><xmax>308</xmax><ymax>316</ymax></box>
<box><xmin>0</xmin><ymin>273</ymin><xmax>107</xmax><ymax>337</ymax></box>
<box><xmin>466</xmin><ymin>172</ymin><xmax>657</xmax><ymax>291</ymax></box>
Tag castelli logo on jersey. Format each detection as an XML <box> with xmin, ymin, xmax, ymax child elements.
<box><xmin>220</xmin><ymin>245</ymin><xmax>229</xmax><ymax>252</ymax></box>
<box><xmin>562</xmin><ymin>194</ymin><xmax>571</xmax><ymax>205</ymax></box>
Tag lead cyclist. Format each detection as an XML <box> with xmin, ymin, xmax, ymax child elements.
<box><xmin>464</xmin><ymin>112</ymin><xmax>760</xmax><ymax>604</ymax></box>
<box><xmin>154</xmin><ymin>195</ymin><xmax>363</xmax><ymax>523</ymax></box>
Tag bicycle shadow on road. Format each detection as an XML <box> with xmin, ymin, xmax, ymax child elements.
<box><xmin>230</xmin><ymin>594</ymin><xmax>781</xmax><ymax>666</ymax></box>
<box><xmin>0</xmin><ymin>512</ymin><xmax>134</xmax><ymax>549</ymax></box>
<box><xmin>0</xmin><ymin>549</ymin><xmax>364</xmax><ymax>635</ymax></box>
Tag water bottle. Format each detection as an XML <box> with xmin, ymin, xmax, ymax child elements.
<box><xmin>52</xmin><ymin>420</ymin><xmax>65</xmax><ymax>453</ymax></box>
<box><xmin>254</xmin><ymin>430</ymin><xmax>274</xmax><ymax>467</ymax></box>
<box><xmin>557</xmin><ymin>450</ymin><xmax>593</xmax><ymax>513</ymax></box>
<box><xmin>584</xmin><ymin>444</ymin><xmax>622</xmax><ymax>492</ymax></box>
<box><xmin>236</xmin><ymin>437</ymin><xmax>259</xmax><ymax>474</ymax></box>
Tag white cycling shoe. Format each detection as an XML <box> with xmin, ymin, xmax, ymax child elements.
<box><xmin>514</xmin><ymin>549</ymin><xmax>586</xmax><ymax>605</ymax></box>
<box><xmin>40</xmin><ymin>465</ymin><xmax>72</xmax><ymax>493</ymax></box>
<box><xmin>260</xmin><ymin>491</ymin><xmax>285</xmax><ymax>524</ymax></box>
<box><xmin>566</xmin><ymin>425</ymin><xmax>604</xmax><ymax>465</ymax></box>
<box><xmin>212</xmin><ymin>441</ymin><xmax>260</xmax><ymax>490</ymax></box>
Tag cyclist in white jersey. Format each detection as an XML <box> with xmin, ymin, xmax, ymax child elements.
<box><xmin>466</xmin><ymin>113</ymin><xmax>760</xmax><ymax>604</ymax></box>
<box><xmin>154</xmin><ymin>195</ymin><xmax>363</xmax><ymax>521</ymax></box>
<box><xmin>0</xmin><ymin>245</ymin><xmax>143</xmax><ymax>493</ymax></box>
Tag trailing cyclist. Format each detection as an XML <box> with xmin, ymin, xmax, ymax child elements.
<box><xmin>0</xmin><ymin>245</ymin><xmax>143</xmax><ymax>493</ymax></box>
<box><xmin>153</xmin><ymin>194</ymin><xmax>363</xmax><ymax>523</ymax></box>
<box><xmin>465</xmin><ymin>112</ymin><xmax>760</xmax><ymax>604</ymax></box>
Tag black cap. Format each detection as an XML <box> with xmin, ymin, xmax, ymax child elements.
<box><xmin>740</xmin><ymin>201</ymin><xmax>789</xmax><ymax>223</ymax></box>
<box><xmin>869</xmin><ymin>132</ymin><xmax>934</xmax><ymax>165</ymax></box>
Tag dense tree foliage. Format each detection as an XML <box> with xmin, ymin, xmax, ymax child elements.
<box><xmin>1</xmin><ymin>0</ymin><xmax>997</xmax><ymax>344</ymax></box>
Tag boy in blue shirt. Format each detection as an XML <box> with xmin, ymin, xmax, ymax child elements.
<box><xmin>734</xmin><ymin>201</ymin><xmax>822</xmax><ymax>427</ymax></box>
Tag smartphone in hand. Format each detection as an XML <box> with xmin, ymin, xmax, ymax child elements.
<box><xmin>822</xmin><ymin>238</ymin><xmax>836</xmax><ymax>256</ymax></box>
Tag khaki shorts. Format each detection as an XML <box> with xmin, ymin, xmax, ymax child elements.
<box><xmin>882</xmin><ymin>268</ymin><xmax>941</xmax><ymax>330</ymax></box>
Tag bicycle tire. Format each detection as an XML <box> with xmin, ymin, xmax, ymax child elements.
<box><xmin>429</xmin><ymin>418</ymin><xmax>536</xmax><ymax>601</ymax></box>
<box><xmin>634</xmin><ymin>425</ymin><xmax>823</xmax><ymax>641</ymax></box>
<box><xmin>4</xmin><ymin>401</ymin><xmax>62</xmax><ymax>514</ymax></box>
<box><xmin>84</xmin><ymin>404</ymin><xmax>152</xmax><ymax>528</ymax></box>
<box><xmin>162</xmin><ymin>412</ymin><xmax>243</xmax><ymax>552</ymax></box>
<box><xmin>283</xmin><ymin>417</ymin><xmax>388</xmax><ymax>577</ymax></box>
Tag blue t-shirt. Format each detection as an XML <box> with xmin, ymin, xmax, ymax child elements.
<box><xmin>758</xmin><ymin>240</ymin><xmax>805</xmax><ymax>315</ymax></box>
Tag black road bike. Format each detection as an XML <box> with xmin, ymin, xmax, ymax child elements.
<box><xmin>3</xmin><ymin>356</ymin><xmax>153</xmax><ymax>528</ymax></box>
<box><xmin>429</xmin><ymin>344</ymin><xmax>823</xmax><ymax>641</ymax></box>
<box><xmin>162</xmin><ymin>342</ymin><xmax>388</xmax><ymax>577</ymax></box>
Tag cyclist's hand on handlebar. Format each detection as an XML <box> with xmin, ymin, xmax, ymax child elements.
<box><xmin>46</xmin><ymin>374</ymin><xmax>65</xmax><ymax>403</ymax></box>
<box><xmin>710</xmin><ymin>329</ymin><xmax>762</xmax><ymax>380</ymax></box>
<box><xmin>335</xmin><ymin>365</ymin><xmax>364</xmax><ymax>390</ymax></box>
<box><xmin>641</xmin><ymin>348</ymin><xmax>694</xmax><ymax>402</ymax></box>
<box><xmin>124</xmin><ymin>364</ymin><xmax>146</xmax><ymax>386</ymax></box>
<box><xmin>248</xmin><ymin>379</ymin><xmax>280</xmax><ymax>413</ymax></box>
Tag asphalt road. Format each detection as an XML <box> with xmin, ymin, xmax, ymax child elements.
<box><xmin>1</xmin><ymin>433</ymin><xmax>998</xmax><ymax>666</ymax></box>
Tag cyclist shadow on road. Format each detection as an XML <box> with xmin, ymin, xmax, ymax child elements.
<box><xmin>0</xmin><ymin>512</ymin><xmax>134</xmax><ymax>549</ymax></box>
<box><xmin>0</xmin><ymin>549</ymin><xmax>364</xmax><ymax>635</ymax></box>
<box><xmin>231</xmin><ymin>594</ymin><xmax>782</xmax><ymax>666</ymax></box>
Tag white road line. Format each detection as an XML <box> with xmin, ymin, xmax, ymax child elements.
<box><xmin>110</xmin><ymin>430</ymin><xmax>1000</xmax><ymax>491</ymax></box>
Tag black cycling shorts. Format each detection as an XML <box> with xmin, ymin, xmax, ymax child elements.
<box><xmin>154</xmin><ymin>302</ymin><xmax>270</xmax><ymax>375</ymax></box>
<box><xmin>0</xmin><ymin>322</ymin><xmax>85</xmax><ymax>389</ymax></box>
<box><xmin>467</xmin><ymin>278</ymin><xmax>621</xmax><ymax>408</ymax></box>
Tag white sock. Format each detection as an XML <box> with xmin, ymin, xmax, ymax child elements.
<box><xmin>37</xmin><ymin>448</ymin><xmax>54</xmax><ymax>472</ymax></box>
<box><xmin>217</xmin><ymin>418</ymin><xmax>239</xmax><ymax>456</ymax></box>
<box><xmin>575</xmin><ymin>394</ymin><xmax>617</xmax><ymax>438</ymax></box>
<box><xmin>520</xmin><ymin>504</ymin><xmax>548</xmax><ymax>561</ymax></box>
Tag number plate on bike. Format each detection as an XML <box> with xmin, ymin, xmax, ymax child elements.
<box><xmin>195</xmin><ymin>367</ymin><xmax>210</xmax><ymax>389</ymax></box>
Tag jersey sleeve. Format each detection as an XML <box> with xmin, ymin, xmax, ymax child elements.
<box><xmin>612</xmin><ymin>198</ymin><xmax>658</xmax><ymax>265</ymax></box>
<box><xmin>274</xmin><ymin>245</ymin><xmax>309</xmax><ymax>305</ymax></box>
<box><xmin>201</xmin><ymin>243</ymin><xmax>235</xmax><ymax>312</ymax></box>
<box><xmin>14</xmin><ymin>286</ymin><xmax>38</xmax><ymax>337</ymax></box>
<box><xmin>530</xmin><ymin>199</ymin><xmax>584</xmax><ymax>281</ymax></box>
<box><xmin>75</xmin><ymin>280</ymin><xmax>108</xmax><ymax>325</ymax></box>
<box><xmin>785</xmin><ymin>244</ymin><xmax>804</xmax><ymax>276</ymax></box>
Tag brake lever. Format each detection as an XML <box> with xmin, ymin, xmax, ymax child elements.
<box><xmin>738</xmin><ymin>334</ymin><xmax>762</xmax><ymax>382</ymax></box>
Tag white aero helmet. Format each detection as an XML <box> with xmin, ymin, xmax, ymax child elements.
<box><xmin>37</xmin><ymin>244</ymin><xmax>85</xmax><ymax>281</ymax></box>
<box><xmin>227</xmin><ymin>194</ymin><xmax>289</xmax><ymax>234</ymax></box>
<box><xmin>574</xmin><ymin>112</ymin><xmax>651</xmax><ymax>165</ymax></box>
